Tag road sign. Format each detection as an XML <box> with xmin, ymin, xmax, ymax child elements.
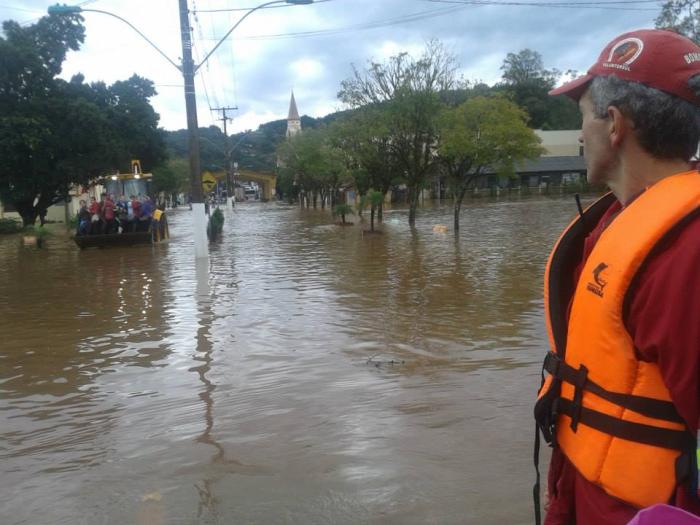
<box><xmin>202</xmin><ymin>172</ymin><xmax>217</xmax><ymax>193</ymax></box>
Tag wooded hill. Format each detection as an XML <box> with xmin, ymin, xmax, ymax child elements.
<box><xmin>165</xmin><ymin>57</ymin><xmax>581</xmax><ymax>173</ymax></box>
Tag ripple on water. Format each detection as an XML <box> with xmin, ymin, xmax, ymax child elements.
<box><xmin>0</xmin><ymin>197</ymin><xmax>581</xmax><ymax>524</ymax></box>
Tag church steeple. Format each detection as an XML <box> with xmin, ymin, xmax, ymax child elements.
<box><xmin>288</xmin><ymin>91</ymin><xmax>300</xmax><ymax>121</ymax></box>
<box><xmin>286</xmin><ymin>91</ymin><xmax>301</xmax><ymax>138</ymax></box>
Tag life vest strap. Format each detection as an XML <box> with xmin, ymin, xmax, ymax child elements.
<box><xmin>569</xmin><ymin>363</ymin><xmax>588</xmax><ymax>432</ymax></box>
<box><xmin>544</xmin><ymin>352</ymin><xmax>685</xmax><ymax>424</ymax></box>
<box><xmin>555</xmin><ymin>398</ymin><xmax>695</xmax><ymax>452</ymax></box>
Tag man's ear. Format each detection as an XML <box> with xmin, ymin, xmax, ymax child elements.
<box><xmin>607</xmin><ymin>105</ymin><xmax>630</xmax><ymax>148</ymax></box>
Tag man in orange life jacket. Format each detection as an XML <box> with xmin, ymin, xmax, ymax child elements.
<box><xmin>534</xmin><ymin>29</ymin><xmax>700</xmax><ymax>525</ymax></box>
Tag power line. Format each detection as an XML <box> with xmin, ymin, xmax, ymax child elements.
<box><xmin>200</xmin><ymin>5</ymin><xmax>470</xmax><ymax>41</ymax></box>
<box><xmin>226</xmin><ymin>0</ymin><xmax>240</xmax><ymax>112</ymax></box>
<box><xmin>12</xmin><ymin>0</ymin><xmax>101</xmax><ymax>24</ymax></box>
<box><xmin>193</xmin><ymin>0</ymin><xmax>334</xmax><ymax>13</ymax></box>
<box><xmin>189</xmin><ymin>19</ymin><xmax>216</xmax><ymax>121</ymax></box>
<box><xmin>192</xmin><ymin>0</ymin><xmax>221</xmax><ymax>110</ymax></box>
<box><xmin>427</xmin><ymin>0</ymin><xmax>659</xmax><ymax>8</ymax></box>
<box><xmin>198</xmin><ymin>0</ymin><xmax>655</xmax><ymax>44</ymax></box>
<box><xmin>0</xmin><ymin>4</ymin><xmax>41</xmax><ymax>13</ymax></box>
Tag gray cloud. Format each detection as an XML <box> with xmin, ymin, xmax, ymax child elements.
<box><xmin>2</xmin><ymin>0</ymin><xmax>656</xmax><ymax>132</ymax></box>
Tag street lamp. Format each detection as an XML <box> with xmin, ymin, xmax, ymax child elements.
<box><xmin>48</xmin><ymin>0</ymin><xmax>313</xmax><ymax>259</ymax></box>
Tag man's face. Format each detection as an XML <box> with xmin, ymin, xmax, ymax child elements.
<box><xmin>579</xmin><ymin>89</ymin><xmax>616</xmax><ymax>185</ymax></box>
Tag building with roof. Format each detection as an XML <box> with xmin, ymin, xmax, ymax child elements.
<box><xmin>487</xmin><ymin>129</ymin><xmax>586</xmax><ymax>190</ymax></box>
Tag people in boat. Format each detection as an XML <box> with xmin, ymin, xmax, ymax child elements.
<box><xmin>101</xmin><ymin>193</ymin><xmax>116</xmax><ymax>234</ymax></box>
<box><xmin>139</xmin><ymin>195</ymin><xmax>154</xmax><ymax>231</ymax></box>
<box><xmin>76</xmin><ymin>200</ymin><xmax>90</xmax><ymax>236</ymax></box>
<box><xmin>535</xmin><ymin>29</ymin><xmax>700</xmax><ymax>524</ymax></box>
<box><xmin>130</xmin><ymin>195</ymin><xmax>142</xmax><ymax>232</ymax></box>
<box><xmin>116</xmin><ymin>195</ymin><xmax>128</xmax><ymax>228</ymax></box>
<box><xmin>88</xmin><ymin>196</ymin><xmax>101</xmax><ymax>235</ymax></box>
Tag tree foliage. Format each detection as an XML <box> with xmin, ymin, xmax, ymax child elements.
<box><xmin>498</xmin><ymin>49</ymin><xmax>580</xmax><ymax>130</ymax></box>
<box><xmin>276</xmin><ymin>128</ymin><xmax>350</xmax><ymax>209</ymax></box>
<box><xmin>327</xmin><ymin>109</ymin><xmax>400</xmax><ymax>218</ymax></box>
<box><xmin>339</xmin><ymin>40</ymin><xmax>459</xmax><ymax>225</ymax></box>
<box><xmin>656</xmin><ymin>0</ymin><xmax>700</xmax><ymax>43</ymax></box>
<box><xmin>332</xmin><ymin>203</ymin><xmax>354</xmax><ymax>224</ymax></box>
<box><xmin>501</xmin><ymin>49</ymin><xmax>557</xmax><ymax>87</ymax></box>
<box><xmin>0</xmin><ymin>13</ymin><xmax>166</xmax><ymax>226</ymax></box>
<box><xmin>152</xmin><ymin>157</ymin><xmax>189</xmax><ymax>199</ymax></box>
<box><xmin>367</xmin><ymin>190</ymin><xmax>383</xmax><ymax>232</ymax></box>
<box><xmin>437</xmin><ymin>96</ymin><xmax>543</xmax><ymax>230</ymax></box>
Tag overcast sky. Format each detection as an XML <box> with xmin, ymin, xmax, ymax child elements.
<box><xmin>3</xmin><ymin>0</ymin><xmax>658</xmax><ymax>133</ymax></box>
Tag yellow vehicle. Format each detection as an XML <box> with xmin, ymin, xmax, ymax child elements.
<box><xmin>73</xmin><ymin>169</ymin><xmax>170</xmax><ymax>249</ymax></box>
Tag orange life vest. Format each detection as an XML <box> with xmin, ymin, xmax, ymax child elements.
<box><xmin>535</xmin><ymin>171</ymin><xmax>700</xmax><ymax>509</ymax></box>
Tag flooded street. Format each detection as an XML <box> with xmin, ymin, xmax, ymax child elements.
<box><xmin>0</xmin><ymin>196</ymin><xmax>583</xmax><ymax>524</ymax></box>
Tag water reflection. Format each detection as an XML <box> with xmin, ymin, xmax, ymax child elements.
<box><xmin>1</xmin><ymin>195</ymin><xmax>585</xmax><ymax>524</ymax></box>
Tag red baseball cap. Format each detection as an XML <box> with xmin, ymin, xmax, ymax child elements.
<box><xmin>549</xmin><ymin>29</ymin><xmax>700</xmax><ymax>104</ymax></box>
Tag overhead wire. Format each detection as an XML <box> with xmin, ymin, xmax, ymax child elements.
<box><xmin>201</xmin><ymin>5</ymin><xmax>469</xmax><ymax>41</ymax></box>
<box><xmin>426</xmin><ymin>0</ymin><xmax>660</xmax><ymax>9</ymax></box>
<box><xmin>17</xmin><ymin>0</ymin><xmax>102</xmax><ymax>27</ymax></box>
<box><xmin>226</xmin><ymin>0</ymin><xmax>240</xmax><ymax>115</ymax></box>
<box><xmin>192</xmin><ymin>0</ymin><xmax>335</xmax><ymax>13</ymax></box>
<box><xmin>194</xmin><ymin>0</ymin><xmax>221</xmax><ymax>110</ymax></box>
<box><xmin>198</xmin><ymin>0</ymin><xmax>657</xmax><ymax>43</ymax></box>
<box><xmin>189</xmin><ymin>4</ymin><xmax>216</xmax><ymax>122</ymax></box>
<box><xmin>0</xmin><ymin>4</ymin><xmax>42</xmax><ymax>13</ymax></box>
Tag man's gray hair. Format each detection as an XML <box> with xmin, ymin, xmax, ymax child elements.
<box><xmin>588</xmin><ymin>75</ymin><xmax>700</xmax><ymax>161</ymax></box>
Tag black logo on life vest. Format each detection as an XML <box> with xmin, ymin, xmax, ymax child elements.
<box><xmin>586</xmin><ymin>262</ymin><xmax>608</xmax><ymax>297</ymax></box>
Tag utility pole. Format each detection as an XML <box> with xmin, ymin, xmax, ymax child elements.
<box><xmin>178</xmin><ymin>0</ymin><xmax>207</xmax><ymax>259</ymax></box>
<box><xmin>52</xmin><ymin>0</ymin><xmax>315</xmax><ymax>261</ymax></box>
<box><xmin>212</xmin><ymin>106</ymin><xmax>237</xmax><ymax>210</ymax></box>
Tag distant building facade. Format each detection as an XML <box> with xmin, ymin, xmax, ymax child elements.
<box><xmin>535</xmin><ymin>129</ymin><xmax>583</xmax><ymax>157</ymax></box>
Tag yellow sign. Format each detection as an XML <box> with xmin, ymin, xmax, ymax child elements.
<box><xmin>202</xmin><ymin>172</ymin><xmax>217</xmax><ymax>193</ymax></box>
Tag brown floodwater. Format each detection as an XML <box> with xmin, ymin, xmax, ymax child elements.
<box><xmin>0</xmin><ymin>195</ymin><xmax>587</xmax><ymax>525</ymax></box>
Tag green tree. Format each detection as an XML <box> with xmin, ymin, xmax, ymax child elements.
<box><xmin>277</xmin><ymin>128</ymin><xmax>326</xmax><ymax>208</ymax></box>
<box><xmin>339</xmin><ymin>40</ymin><xmax>458</xmax><ymax>226</ymax></box>
<box><xmin>319</xmin><ymin>143</ymin><xmax>351</xmax><ymax>209</ymax></box>
<box><xmin>277</xmin><ymin>127</ymin><xmax>352</xmax><ymax>210</ymax></box>
<box><xmin>165</xmin><ymin>125</ymin><xmax>227</xmax><ymax>172</ymax></box>
<box><xmin>0</xmin><ymin>12</ymin><xmax>83</xmax><ymax>225</ymax></box>
<box><xmin>153</xmin><ymin>157</ymin><xmax>189</xmax><ymax>204</ymax></box>
<box><xmin>329</xmin><ymin>109</ymin><xmax>400</xmax><ymax>221</ymax></box>
<box><xmin>501</xmin><ymin>49</ymin><xmax>556</xmax><ymax>86</ymax></box>
<box><xmin>437</xmin><ymin>96</ymin><xmax>543</xmax><ymax>231</ymax></box>
<box><xmin>332</xmin><ymin>203</ymin><xmax>354</xmax><ymax>224</ymax></box>
<box><xmin>367</xmin><ymin>190</ymin><xmax>383</xmax><ymax>233</ymax></box>
<box><xmin>0</xmin><ymin>13</ymin><xmax>166</xmax><ymax>226</ymax></box>
<box><xmin>499</xmin><ymin>49</ymin><xmax>580</xmax><ymax>130</ymax></box>
<box><xmin>656</xmin><ymin>0</ymin><xmax>700</xmax><ymax>43</ymax></box>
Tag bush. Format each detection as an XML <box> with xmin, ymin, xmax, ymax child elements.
<box><xmin>0</xmin><ymin>218</ymin><xmax>21</xmax><ymax>234</ymax></box>
<box><xmin>207</xmin><ymin>207</ymin><xmax>224</xmax><ymax>240</ymax></box>
<box><xmin>23</xmin><ymin>225</ymin><xmax>50</xmax><ymax>238</ymax></box>
<box><xmin>332</xmin><ymin>204</ymin><xmax>354</xmax><ymax>224</ymax></box>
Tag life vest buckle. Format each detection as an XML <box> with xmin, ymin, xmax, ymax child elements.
<box><xmin>543</xmin><ymin>352</ymin><xmax>561</xmax><ymax>378</ymax></box>
<box><xmin>569</xmin><ymin>364</ymin><xmax>589</xmax><ymax>432</ymax></box>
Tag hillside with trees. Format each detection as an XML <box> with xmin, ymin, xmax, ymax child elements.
<box><xmin>277</xmin><ymin>40</ymin><xmax>546</xmax><ymax>228</ymax></box>
<box><xmin>162</xmin><ymin>47</ymin><xmax>579</xmax><ymax>192</ymax></box>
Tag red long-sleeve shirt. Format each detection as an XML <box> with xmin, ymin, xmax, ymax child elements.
<box><xmin>545</xmin><ymin>198</ymin><xmax>700</xmax><ymax>525</ymax></box>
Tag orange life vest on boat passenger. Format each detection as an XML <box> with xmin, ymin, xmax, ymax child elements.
<box><xmin>535</xmin><ymin>171</ymin><xmax>700</xmax><ymax>509</ymax></box>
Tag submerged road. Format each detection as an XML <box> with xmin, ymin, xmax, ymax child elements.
<box><xmin>0</xmin><ymin>196</ymin><xmax>583</xmax><ymax>524</ymax></box>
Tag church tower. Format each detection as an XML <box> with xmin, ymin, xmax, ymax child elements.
<box><xmin>286</xmin><ymin>91</ymin><xmax>301</xmax><ymax>138</ymax></box>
